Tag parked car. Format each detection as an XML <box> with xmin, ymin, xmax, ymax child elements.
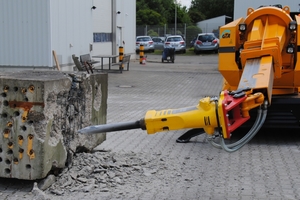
<box><xmin>190</xmin><ymin>37</ymin><xmax>197</xmax><ymax>48</ymax></box>
<box><xmin>164</xmin><ymin>35</ymin><xmax>186</xmax><ymax>53</ymax></box>
<box><xmin>152</xmin><ymin>37</ymin><xmax>165</xmax><ymax>50</ymax></box>
<box><xmin>136</xmin><ymin>36</ymin><xmax>155</xmax><ymax>53</ymax></box>
<box><xmin>194</xmin><ymin>33</ymin><xmax>219</xmax><ymax>54</ymax></box>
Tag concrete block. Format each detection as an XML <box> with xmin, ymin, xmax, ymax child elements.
<box><xmin>0</xmin><ymin>70</ymin><xmax>107</xmax><ymax>180</ymax></box>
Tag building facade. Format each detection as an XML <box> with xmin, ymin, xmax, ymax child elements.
<box><xmin>234</xmin><ymin>0</ymin><xmax>300</xmax><ymax>19</ymax></box>
<box><xmin>0</xmin><ymin>0</ymin><xmax>136</xmax><ymax>71</ymax></box>
<box><xmin>197</xmin><ymin>15</ymin><xmax>232</xmax><ymax>36</ymax></box>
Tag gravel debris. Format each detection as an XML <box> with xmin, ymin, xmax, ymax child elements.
<box><xmin>40</xmin><ymin>150</ymin><xmax>170</xmax><ymax>199</ymax></box>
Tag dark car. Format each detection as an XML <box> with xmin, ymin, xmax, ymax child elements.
<box><xmin>194</xmin><ymin>33</ymin><xmax>219</xmax><ymax>54</ymax></box>
<box><xmin>152</xmin><ymin>37</ymin><xmax>165</xmax><ymax>50</ymax></box>
<box><xmin>190</xmin><ymin>37</ymin><xmax>197</xmax><ymax>48</ymax></box>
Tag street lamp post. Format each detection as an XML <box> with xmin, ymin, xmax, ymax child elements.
<box><xmin>175</xmin><ymin>0</ymin><xmax>177</xmax><ymax>35</ymax></box>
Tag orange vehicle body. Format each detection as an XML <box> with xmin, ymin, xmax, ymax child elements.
<box><xmin>219</xmin><ymin>5</ymin><xmax>300</xmax><ymax>96</ymax></box>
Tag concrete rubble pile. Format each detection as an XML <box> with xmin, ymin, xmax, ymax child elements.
<box><xmin>38</xmin><ymin>150</ymin><xmax>170</xmax><ymax>198</ymax></box>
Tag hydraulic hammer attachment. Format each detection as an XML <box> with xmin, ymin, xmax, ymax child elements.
<box><xmin>79</xmin><ymin>96</ymin><xmax>222</xmax><ymax>135</ymax></box>
<box><xmin>78</xmin><ymin>90</ymin><xmax>265</xmax><ymax>147</ymax></box>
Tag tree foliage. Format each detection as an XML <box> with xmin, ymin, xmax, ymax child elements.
<box><xmin>147</xmin><ymin>29</ymin><xmax>159</xmax><ymax>37</ymax></box>
<box><xmin>136</xmin><ymin>0</ymin><xmax>192</xmax><ymax>25</ymax></box>
<box><xmin>136</xmin><ymin>0</ymin><xmax>234</xmax><ymax>38</ymax></box>
<box><xmin>189</xmin><ymin>0</ymin><xmax>234</xmax><ymax>23</ymax></box>
<box><xmin>186</xmin><ymin>25</ymin><xmax>202</xmax><ymax>43</ymax></box>
<box><xmin>188</xmin><ymin>9</ymin><xmax>206</xmax><ymax>23</ymax></box>
<box><xmin>136</xmin><ymin>9</ymin><xmax>166</xmax><ymax>25</ymax></box>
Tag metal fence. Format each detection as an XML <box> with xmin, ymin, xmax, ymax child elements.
<box><xmin>136</xmin><ymin>23</ymin><xmax>221</xmax><ymax>47</ymax></box>
<box><xmin>136</xmin><ymin>24</ymin><xmax>186</xmax><ymax>37</ymax></box>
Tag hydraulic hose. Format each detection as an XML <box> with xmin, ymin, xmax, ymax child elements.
<box><xmin>219</xmin><ymin>109</ymin><xmax>267</xmax><ymax>152</ymax></box>
<box><xmin>207</xmin><ymin>108</ymin><xmax>262</xmax><ymax>150</ymax></box>
<box><xmin>207</xmin><ymin>101</ymin><xmax>268</xmax><ymax>152</ymax></box>
<box><xmin>208</xmin><ymin>108</ymin><xmax>262</xmax><ymax>148</ymax></box>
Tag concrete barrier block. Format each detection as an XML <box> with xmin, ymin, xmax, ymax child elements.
<box><xmin>0</xmin><ymin>70</ymin><xmax>107</xmax><ymax>179</ymax></box>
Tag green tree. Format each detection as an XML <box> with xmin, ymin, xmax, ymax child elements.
<box><xmin>186</xmin><ymin>25</ymin><xmax>202</xmax><ymax>44</ymax></box>
<box><xmin>189</xmin><ymin>0</ymin><xmax>234</xmax><ymax>23</ymax></box>
<box><xmin>136</xmin><ymin>9</ymin><xmax>166</xmax><ymax>25</ymax></box>
<box><xmin>176</xmin><ymin>4</ymin><xmax>191</xmax><ymax>24</ymax></box>
<box><xmin>136</xmin><ymin>0</ymin><xmax>192</xmax><ymax>25</ymax></box>
<box><xmin>147</xmin><ymin>29</ymin><xmax>159</xmax><ymax>37</ymax></box>
<box><xmin>188</xmin><ymin>8</ymin><xmax>206</xmax><ymax>23</ymax></box>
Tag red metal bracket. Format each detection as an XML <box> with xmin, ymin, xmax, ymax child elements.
<box><xmin>221</xmin><ymin>91</ymin><xmax>250</xmax><ymax>139</ymax></box>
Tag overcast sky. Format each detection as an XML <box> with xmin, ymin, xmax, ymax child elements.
<box><xmin>178</xmin><ymin>0</ymin><xmax>191</xmax><ymax>8</ymax></box>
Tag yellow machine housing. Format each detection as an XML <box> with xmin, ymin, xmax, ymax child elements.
<box><xmin>219</xmin><ymin>5</ymin><xmax>300</xmax><ymax>96</ymax></box>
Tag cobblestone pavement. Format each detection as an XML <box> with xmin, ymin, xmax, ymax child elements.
<box><xmin>1</xmin><ymin>53</ymin><xmax>300</xmax><ymax>200</ymax></box>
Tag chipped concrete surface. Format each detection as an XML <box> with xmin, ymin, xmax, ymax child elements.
<box><xmin>0</xmin><ymin>71</ymin><xmax>107</xmax><ymax>180</ymax></box>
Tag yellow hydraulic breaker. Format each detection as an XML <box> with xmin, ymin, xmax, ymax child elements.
<box><xmin>79</xmin><ymin>90</ymin><xmax>264</xmax><ymax>140</ymax></box>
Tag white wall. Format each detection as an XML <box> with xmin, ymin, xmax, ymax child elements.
<box><xmin>117</xmin><ymin>0</ymin><xmax>136</xmax><ymax>55</ymax></box>
<box><xmin>0</xmin><ymin>0</ymin><xmax>51</xmax><ymax>68</ymax></box>
<box><xmin>0</xmin><ymin>0</ymin><xmax>93</xmax><ymax>69</ymax></box>
<box><xmin>92</xmin><ymin>0</ymin><xmax>113</xmax><ymax>56</ymax></box>
<box><xmin>50</xmin><ymin>0</ymin><xmax>93</xmax><ymax>70</ymax></box>
<box><xmin>234</xmin><ymin>0</ymin><xmax>300</xmax><ymax>19</ymax></box>
<box><xmin>91</xmin><ymin>0</ymin><xmax>136</xmax><ymax>59</ymax></box>
<box><xmin>197</xmin><ymin>16</ymin><xmax>227</xmax><ymax>33</ymax></box>
<box><xmin>0</xmin><ymin>0</ymin><xmax>136</xmax><ymax>70</ymax></box>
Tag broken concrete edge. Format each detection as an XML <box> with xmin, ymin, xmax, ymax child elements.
<box><xmin>0</xmin><ymin>70</ymin><xmax>107</xmax><ymax>180</ymax></box>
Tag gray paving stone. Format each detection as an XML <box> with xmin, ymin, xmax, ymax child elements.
<box><xmin>1</xmin><ymin>54</ymin><xmax>300</xmax><ymax>200</ymax></box>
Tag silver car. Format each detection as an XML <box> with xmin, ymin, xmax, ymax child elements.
<box><xmin>136</xmin><ymin>36</ymin><xmax>155</xmax><ymax>53</ymax></box>
<box><xmin>152</xmin><ymin>37</ymin><xmax>165</xmax><ymax>50</ymax></box>
<box><xmin>164</xmin><ymin>35</ymin><xmax>186</xmax><ymax>53</ymax></box>
<box><xmin>194</xmin><ymin>33</ymin><xmax>219</xmax><ymax>54</ymax></box>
